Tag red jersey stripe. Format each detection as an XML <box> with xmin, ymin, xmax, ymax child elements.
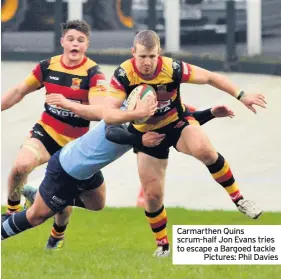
<box><xmin>41</xmin><ymin>112</ymin><xmax>89</xmax><ymax>138</ymax></box>
<box><xmin>43</xmin><ymin>82</ymin><xmax>89</xmax><ymax>102</ymax></box>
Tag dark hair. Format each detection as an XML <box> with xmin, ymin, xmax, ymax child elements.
<box><xmin>61</xmin><ymin>20</ymin><xmax>91</xmax><ymax>37</ymax></box>
<box><xmin>133</xmin><ymin>30</ymin><xmax>160</xmax><ymax>49</ymax></box>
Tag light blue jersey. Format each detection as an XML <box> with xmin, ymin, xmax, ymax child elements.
<box><xmin>59</xmin><ymin>120</ymin><xmax>132</xmax><ymax>180</ymax></box>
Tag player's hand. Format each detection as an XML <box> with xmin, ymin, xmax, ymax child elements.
<box><xmin>239</xmin><ymin>93</ymin><xmax>266</xmax><ymax>114</ymax></box>
<box><xmin>211</xmin><ymin>105</ymin><xmax>235</xmax><ymax>118</ymax></box>
<box><xmin>142</xmin><ymin>132</ymin><xmax>166</xmax><ymax>147</ymax></box>
<box><xmin>135</xmin><ymin>95</ymin><xmax>158</xmax><ymax>119</ymax></box>
<box><xmin>46</xmin><ymin>94</ymin><xmax>72</xmax><ymax>110</ymax></box>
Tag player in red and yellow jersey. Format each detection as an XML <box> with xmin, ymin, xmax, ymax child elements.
<box><xmin>1</xmin><ymin>20</ymin><xmax>106</xmax><ymax>249</ymax></box>
<box><xmin>104</xmin><ymin>30</ymin><xmax>267</xmax><ymax>257</ymax></box>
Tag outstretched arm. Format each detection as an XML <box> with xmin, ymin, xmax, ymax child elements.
<box><xmin>1</xmin><ymin>81</ymin><xmax>40</xmax><ymax>111</ymax></box>
<box><xmin>2</xmin><ymin>61</ymin><xmax>46</xmax><ymax>111</ymax></box>
<box><xmin>188</xmin><ymin>105</ymin><xmax>235</xmax><ymax>125</ymax></box>
<box><xmin>184</xmin><ymin>64</ymin><xmax>266</xmax><ymax>113</ymax></box>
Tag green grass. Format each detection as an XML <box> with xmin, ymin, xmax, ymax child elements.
<box><xmin>1</xmin><ymin>207</ymin><xmax>281</xmax><ymax>279</ymax></box>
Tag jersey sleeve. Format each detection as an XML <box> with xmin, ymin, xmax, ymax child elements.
<box><xmin>172</xmin><ymin>59</ymin><xmax>193</xmax><ymax>84</ymax></box>
<box><xmin>180</xmin><ymin>61</ymin><xmax>193</xmax><ymax>83</ymax></box>
<box><xmin>108</xmin><ymin>67</ymin><xmax>129</xmax><ymax>100</ymax></box>
<box><xmin>88</xmin><ymin>65</ymin><xmax>107</xmax><ymax>98</ymax></box>
<box><xmin>25</xmin><ymin>61</ymin><xmax>45</xmax><ymax>88</ymax></box>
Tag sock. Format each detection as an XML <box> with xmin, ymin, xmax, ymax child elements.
<box><xmin>145</xmin><ymin>205</ymin><xmax>169</xmax><ymax>250</ymax></box>
<box><xmin>207</xmin><ymin>153</ymin><xmax>243</xmax><ymax>205</ymax></box>
<box><xmin>50</xmin><ymin>222</ymin><xmax>68</xmax><ymax>240</ymax></box>
<box><xmin>1</xmin><ymin>210</ymin><xmax>33</xmax><ymax>240</ymax></box>
<box><xmin>7</xmin><ymin>199</ymin><xmax>21</xmax><ymax>214</ymax></box>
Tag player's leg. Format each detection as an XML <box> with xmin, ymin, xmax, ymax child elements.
<box><xmin>137</xmin><ymin>152</ymin><xmax>170</xmax><ymax>257</ymax></box>
<box><xmin>79</xmin><ymin>182</ymin><xmax>106</xmax><ymax>211</ymax></box>
<box><xmin>45</xmin><ymin>170</ymin><xmax>106</xmax><ymax>248</ymax></box>
<box><xmin>44</xmin><ymin>121</ymin><xmax>131</xmax><ymax>248</ymax></box>
<box><xmin>22</xmin><ymin>183</ymin><xmax>73</xmax><ymax>249</ymax></box>
<box><xmin>2</xmin><ymin>136</ymin><xmax>51</xmax><ymax>221</ymax></box>
<box><xmin>136</xmin><ymin>185</ymin><xmax>145</xmax><ymax>207</ymax></box>
<box><xmin>1</xmin><ymin>175</ymin><xmax>58</xmax><ymax>241</ymax></box>
<box><xmin>176</xmin><ymin>124</ymin><xmax>262</xmax><ymax>219</ymax></box>
<box><xmin>45</xmin><ymin>206</ymin><xmax>72</xmax><ymax>249</ymax></box>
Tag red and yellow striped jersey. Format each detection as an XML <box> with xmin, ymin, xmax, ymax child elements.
<box><xmin>25</xmin><ymin>55</ymin><xmax>107</xmax><ymax>146</ymax></box>
<box><xmin>109</xmin><ymin>56</ymin><xmax>193</xmax><ymax>132</ymax></box>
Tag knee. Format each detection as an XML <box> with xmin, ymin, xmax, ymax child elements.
<box><xmin>196</xmin><ymin>149</ymin><xmax>217</xmax><ymax>165</ymax></box>
<box><xmin>91</xmin><ymin>203</ymin><xmax>105</xmax><ymax>211</ymax></box>
<box><xmin>87</xmin><ymin>198</ymin><xmax>105</xmax><ymax>211</ymax></box>
<box><xmin>12</xmin><ymin>160</ymin><xmax>33</xmax><ymax>178</ymax></box>
<box><xmin>26</xmin><ymin>207</ymin><xmax>49</xmax><ymax>227</ymax></box>
<box><xmin>144</xmin><ymin>189</ymin><xmax>163</xmax><ymax>204</ymax></box>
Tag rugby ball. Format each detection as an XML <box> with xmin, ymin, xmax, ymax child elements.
<box><xmin>126</xmin><ymin>84</ymin><xmax>157</xmax><ymax>124</ymax></box>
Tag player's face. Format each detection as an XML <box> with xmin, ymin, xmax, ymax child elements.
<box><xmin>132</xmin><ymin>43</ymin><xmax>160</xmax><ymax>76</ymax></box>
<box><xmin>61</xmin><ymin>29</ymin><xmax>89</xmax><ymax>63</ymax></box>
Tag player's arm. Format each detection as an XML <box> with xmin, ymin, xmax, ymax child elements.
<box><xmin>46</xmin><ymin>67</ymin><xmax>107</xmax><ymax>120</ymax></box>
<box><xmin>1</xmin><ymin>63</ymin><xmax>43</xmax><ymax>111</ymax></box>
<box><xmin>187</xmin><ymin>64</ymin><xmax>241</xmax><ymax>98</ymax></box>
<box><xmin>45</xmin><ymin>94</ymin><xmax>105</xmax><ymax>121</ymax></box>
<box><xmin>105</xmin><ymin>124</ymin><xmax>142</xmax><ymax>146</ymax></box>
<box><xmin>103</xmin><ymin>96</ymin><xmax>150</xmax><ymax>124</ymax></box>
<box><xmin>105</xmin><ymin>124</ymin><xmax>165</xmax><ymax>148</ymax></box>
<box><xmin>193</xmin><ymin>108</ymin><xmax>214</xmax><ymax>125</ymax></box>
<box><xmin>181</xmin><ymin>62</ymin><xmax>266</xmax><ymax>113</ymax></box>
<box><xmin>103</xmin><ymin>73</ymin><xmax>157</xmax><ymax>124</ymax></box>
<box><xmin>186</xmin><ymin>104</ymin><xmax>235</xmax><ymax>125</ymax></box>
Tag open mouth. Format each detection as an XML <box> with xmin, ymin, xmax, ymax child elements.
<box><xmin>70</xmin><ymin>49</ymin><xmax>79</xmax><ymax>54</ymax></box>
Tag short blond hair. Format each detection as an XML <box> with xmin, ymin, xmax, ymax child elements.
<box><xmin>133</xmin><ymin>30</ymin><xmax>160</xmax><ymax>49</ymax></box>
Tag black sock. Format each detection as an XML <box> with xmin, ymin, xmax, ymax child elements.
<box><xmin>1</xmin><ymin>210</ymin><xmax>33</xmax><ymax>240</ymax></box>
<box><xmin>50</xmin><ymin>222</ymin><xmax>68</xmax><ymax>239</ymax></box>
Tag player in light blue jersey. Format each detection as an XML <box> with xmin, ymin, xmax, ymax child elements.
<box><xmin>1</xmin><ymin>94</ymin><xmax>234</xmax><ymax>243</ymax></box>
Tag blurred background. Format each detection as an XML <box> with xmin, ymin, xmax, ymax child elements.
<box><xmin>1</xmin><ymin>0</ymin><xmax>281</xmax><ymax>74</ymax></box>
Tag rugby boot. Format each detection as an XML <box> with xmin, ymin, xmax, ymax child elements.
<box><xmin>22</xmin><ymin>184</ymin><xmax>37</xmax><ymax>209</ymax></box>
<box><xmin>45</xmin><ymin>236</ymin><xmax>65</xmax><ymax>250</ymax></box>
<box><xmin>237</xmin><ymin>199</ymin><xmax>263</xmax><ymax>219</ymax></box>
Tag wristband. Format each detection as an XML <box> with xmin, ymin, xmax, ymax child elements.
<box><xmin>237</xmin><ymin>90</ymin><xmax>245</xmax><ymax>100</ymax></box>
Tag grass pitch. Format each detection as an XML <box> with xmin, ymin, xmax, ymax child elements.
<box><xmin>1</xmin><ymin>207</ymin><xmax>281</xmax><ymax>279</ymax></box>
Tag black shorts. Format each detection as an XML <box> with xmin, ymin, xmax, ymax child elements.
<box><xmin>39</xmin><ymin>150</ymin><xmax>104</xmax><ymax>213</ymax></box>
<box><xmin>128</xmin><ymin>119</ymin><xmax>191</xmax><ymax>159</ymax></box>
<box><xmin>30</xmin><ymin>123</ymin><xmax>62</xmax><ymax>156</ymax></box>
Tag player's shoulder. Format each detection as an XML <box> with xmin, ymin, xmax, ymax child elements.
<box><xmin>84</xmin><ymin>56</ymin><xmax>99</xmax><ymax>70</ymax></box>
<box><xmin>161</xmin><ymin>56</ymin><xmax>183</xmax><ymax>70</ymax></box>
<box><xmin>118</xmin><ymin>59</ymin><xmax>133</xmax><ymax>74</ymax></box>
<box><xmin>112</xmin><ymin>59</ymin><xmax>133</xmax><ymax>81</ymax></box>
<box><xmin>85</xmin><ymin>57</ymin><xmax>105</xmax><ymax>78</ymax></box>
<box><xmin>160</xmin><ymin>56</ymin><xmax>181</xmax><ymax>80</ymax></box>
<box><xmin>120</xmin><ymin>58</ymin><xmax>132</xmax><ymax>69</ymax></box>
<box><xmin>36</xmin><ymin>55</ymin><xmax>56</xmax><ymax>68</ymax></box>
<box><xmin>49</xmin><ymin>55</ymin><xmax>62</xmax><ymax>65</ymax></box>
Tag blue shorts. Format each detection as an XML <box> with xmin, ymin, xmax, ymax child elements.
<box><xmin>39</xmin><ymin>150</ymin><xmax>104</xmax><ymax>213</ymax></box>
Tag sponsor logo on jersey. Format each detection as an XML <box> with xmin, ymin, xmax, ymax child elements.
<box><xmin>49</xmin><ymin>76</ymin><xmax>59</xmax><ymax>81</ymax></box>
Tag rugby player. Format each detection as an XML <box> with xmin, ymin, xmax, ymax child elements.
<box><xmin>1</xmin><ymin>20</ymin><xmax>107</xmax><ymax>249</ymax></box>
<box><xmin>1</xmin><ymin>100</ymin><xmax>234</xmax><ymax>242</ymax></box>
<box><xmin>103</xmin><ymin>30</ymin><xmax>266</xmax><ymax>257</ymax></box>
